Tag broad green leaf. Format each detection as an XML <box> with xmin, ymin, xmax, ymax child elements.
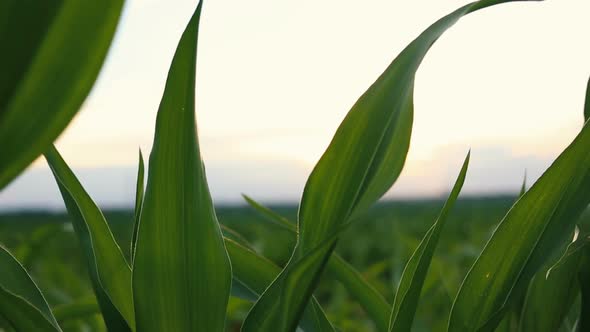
<box><xmin>389</xmin><ymin>153</ymin><xmax>469</xmax><ymax>331</ymax></box>
<box><xmin>45</xmin><ymin>146</ymin><xmax>133</xmax><ymax>331</ymax></box>
<box><xmin>244</xmin><ymin>195</ymin><xmax>391</xmax><ymax>332</ymax></box>
<box><xmin>243</xmin><ymin>1</ymin><xmax>539</xmax><ymax>331</ymax></box>
<box><xmin>224</xmin><ymin>239</ymin><xmax>334</xmax><ymax>332</ymax></box>
<box><xmin>449</xmin><ymin>98</ymin><xmax>590</xmax><ymax>331</ymax></box>
<box><xmin>130</xmin><ymin>150</ymin><xmax>144</xmax><ymax>261</ymax></box>
<box><xmin>0</xmin><ymin>0</ymin><xmax>124</xmax><ymax>189</ymax></box>
<box><xmin>132</xmin><ymin>3</ymin><xmax>232</xmax><ymax>331</ymax></box>
<box><xmin>0</xmin><ymin>246</ymin><xmax>60</xmax><ymax>331</ymax></box>
<box><xmin>519</xmin><ymin>231</ymin><xmax>583</xmax><ymax>332</ymax></box>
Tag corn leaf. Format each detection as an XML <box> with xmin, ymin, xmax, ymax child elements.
<box><xmin>578</xmin><ymin>246</ymin><xmax>590</xmax><ymax>331</ymax></box>
<box><xmin>242</xmin><ymin>1</ymin><xmax>539</xmax><ymax>331</ymax></box>
<box><xmin>0</xmin><ymin>0</ymin><xmax>124</xmax><ymax>189</ymax></box>
<box><xmin>389</xmin><ymin>153</ymin><xmax>469</xmax><ymax>331</ymax></box>
<box><xmin>243</xmin><ymin>195</ymin><xmax>391</xmax><ymax>332</ymax></box>
<box><xmin>45</xmin><ymin>146</ymin><xmax>133</xmax><ymax>331</ymax></box>
<box><xmin>225</xmin><ymin>239</ymin><xmax>334</xmax><ymax>332</ymax></box>
<box><xmin>0</xmin><ymin>246</ymin><xmax>60</xmax><ymax>331</ymax></box>
<box><xmin>449</xmin><ymin>95</ymin><xmax>590</xmax><ymax>331</ymax></box>
<box><xmin>132</xmin><ymin>3</ymin><xmax>232</xmax><ymax>331</ymax></box>
<box><xmin>519</xmin><ymin>231</ymin><xmax>583</xmax><ymax>332</ymax></box>
<box><xmin>130</xmin><ymin>150</ymin><xmax>144</xmax><ymax>261</ymax></box>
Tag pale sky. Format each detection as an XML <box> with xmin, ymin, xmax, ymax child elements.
<box><xmin>2</xmin><ymin>0</ymin><xmax>590</xmax><ymax>209</ymax></box>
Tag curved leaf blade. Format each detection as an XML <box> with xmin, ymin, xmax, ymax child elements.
<box><xmin>243</xmin><ymin>1</ymin><xmax>540</xmax><ymax>331</ymax></box>
<box><xmin>0</xmin><ymin>0</ymin><xmax>124</xmax><ymax>189</ymax></box>
<box><xmin>45</xmin><ymin>146</ymin><xmax>133</xmax><ymax>331</ymax></box>
<box><xmin>449</xmin><ymin>100</ymin><xmax>590</xmax><ymax>331</ymax></box>
<box><xmin>0</xmin><ymin>246</ymin><xmax>60</xmax><ymax>331</ymax></box>
<box><xmin>389</xmin><ymin>152</ymin><xmax>469</xmax><ymax>331</ymax></box>
<box><xmin>132</xmin><ymin>3</ymin><xmax>232</xmax><ymax>331</ymax></box>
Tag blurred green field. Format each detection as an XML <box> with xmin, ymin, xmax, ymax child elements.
<box><xmin>1</xmin><ymin>196</ymin><xmax>587</xmax><ymax>331</ymax></box>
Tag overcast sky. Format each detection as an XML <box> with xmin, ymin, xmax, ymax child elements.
<box><xmin>2</xmin><ymin>0</ymin><xmax>590</xmax><ymax>209</ymax></box>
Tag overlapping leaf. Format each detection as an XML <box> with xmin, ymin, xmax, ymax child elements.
<box><xmin>519</xmin><ymin>231</ymin><xmax>583</xmax><ymax>332</ymax></box>
<box><xmin>45</xmin><ymin>146</ymin><xmax>133</xmax><ymax>331</ymax></box>
<box><xmin>449</xmin><ymin>86</ymin><xmax>590</xmax><ymax>331</ymax></box>
<box><xmin>132</xmin><ymin>3</ymin><xmax>232</xmax><ymax>331</ymax></box>
<box><xmin>0</xmin><ymin>246</ymin><xmax>60</xmax><ymax>331</ymax></box>
<box><xmin>389</xmin><ymin>153</ymin><xmax>469</xmax><ymax>331</ymax></box>
<box><xmin>243</xmin><ymin>195</ymin><xmax>391</xmax><ymax>331</ymax></box>
<box><xmin>242</xmin><ymin>1</ymin><xmax>540</xmax><ymax>330</ymax></box>
<box><xmin>0</xmin><ymin>0</ymin><xmax>124</xmax><ymax>189</ymax></box>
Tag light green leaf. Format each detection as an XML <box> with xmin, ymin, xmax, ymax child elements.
<box><xmin>130</xmin><ymin>150</ymin><xmax>144</xmax><ymax>261</ymax></box>
<box><xmin>243</xmin><ymin>195</ymin><xmax>391</xmax><ymax>332</ymax></box>
<box><xmin>0</xmin><ymin>0</ymin><xmax>124</xmax><ymax>189</ymax></box>
<box><xmin>45</xmin><ymin>146</ymin><xmax>133</xmax><ymax>331</ymax></box>
<box><xmin>242</xmin><ymin>1</ymin><xmax>540</xmax><ymax>331</ymax></box>
<box><xmin>0</xmin><ymin>245</ymin><xmax>60</xmax><ymax>331</ymax></box>
<box><xmin>389</xmin><ymin>152</ymin><xmax>469</xmax><ymax>331</ymax></box>
<box><xmin>225</xmin><ymin>239</ymin><xmax>334</xmax><ymax>332</ymax></box>
<box><xmin>519</xmin><ymin>231</ymin><xmax>583</xmax><ymax>332</ymax></box>
<box><xmin>449</xmin><ymin>91</ymin><xmax>590</xmax><ymax>331</ymax></box>
<box><xmin>132</xmin><ymin>3</ymin><xmax>232</xmax><ymax>331</ymax></box>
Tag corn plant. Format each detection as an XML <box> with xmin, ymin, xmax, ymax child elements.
<box><xmin>1</xmin><ymin>0</ymin><xmax>590</xmax><ymax>331</ymax></box>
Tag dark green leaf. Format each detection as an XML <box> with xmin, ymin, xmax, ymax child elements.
<box><xmin>0</xmin><ymin>0</ymin><xmax>124</xmax><ymax>189</ymax></box>
<box><xmin>584</xmin><ymin>77</ymin><xmax>590</xmax><ymax>122</ymax></box>
<box><xmin>389</xmin><ymin>153</ymin><xmax>469</xmax><ymax>331</ymax></box>
<box><xmin>53</xmin><ymin>300</ymin><xmax>101</xmax><ymax>326</ymax></box>
<box><xmin>242</xmin><ymin>1</ymin><xmax>540</xmax><ymax>331</ymax></box>
<box><xmin>45</xmin><ymin>146</ymin><xmax>133</xmax><ymax>331</ymax></box>
<box><xmin>449</xmin><ymin>97</ymin><xmax>590</xmax><ymax>332</ymax></box>
<box><xmin>0</xmin><ymin>246</ymin><xmax>60</xmax><ymax>331</ymax></box>
<box><xmin>578</xmin><ymin>247</ymin><xmax>590</xmax><ymax>332</ymax></box>
<box><xmin>132</xmin><ymin>3</ymin><xmax>232</xmax><ymax>331</ymax></box>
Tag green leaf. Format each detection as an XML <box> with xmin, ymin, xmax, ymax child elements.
<box><xmin>242</xmin><ymin>1</ymin><xmax>540</xmax><ymax>331</ymax></box>
<box><xmin>243</xmin><ymin>195</ymin><xmax>391</xmax><ymax>332</ymax></box>
<box><xmin>224</xmin><ymin>239</ymin><xmax>334</xmax><ymax>332</ymax></box>
<box><xmin>45</xmin><ymin>146</ymin><xmax>133</xmax><ymax>331</ymax></box>
<box><xmin>132</xmin><ymin>3</ymin><xmax>232</xmax><ymax>331</ymax></box>
<box><xmin>389</xmin><ymin>153</ymin><xmax>469</xmax><ymax>331</ymax></box>
<box><xmin>449</xmin><ymin>95</ymin><xmax>590</xmax><ymax>331</ymax></box>
<box><xmin>130</xmin><ymin>150</ymin><xmax>144</xmax><ymax>261</ymax></box>
<box><xmin>0</xmin><ymin>245</ymin><xmax>60</xmax><ymax>331</ymax></box>
<box><xmin>0</xmin><ymin>0</ymin><xmax>124</xmax><ymax>189</ymax></box>
<box><xmin>578</xmin><ymin>246</ymin><xmax>590</xmax><ymax>332</ymax></box>
<box><xmin>519</xmin><ymin>231</ymin><xmax>584</xmax><ymax>332</ymax></box>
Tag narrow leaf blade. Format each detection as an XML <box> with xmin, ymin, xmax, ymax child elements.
<box><xmin>130</xmin><ymin>150</ymin><xmax>144</xmax><ymax>261</ymax></box>
<box><xmin>45</xmin><ymin>146</ymin><xmax>133</xmax><ymax>330</ymax></box>
<box><xmin>389</xmin><ymin>153</ymin><xmax>469</xmax><ymax>331</ymax></box>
